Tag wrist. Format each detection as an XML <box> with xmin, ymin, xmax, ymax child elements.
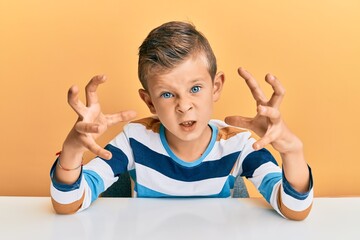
<box><xmin>57</xmin><ymin>142</ymin><xmax>85</xmax><ymax>170</ymax></box>
<box><xmin>57</xmin><ymin>154</ymin><xmax>83</xmax><ymax>171</ymax></box>
<box><xmin>62</xmin><ymin>130</ymin><xmax>87</xmax><ymax>157</ymax></box>
<box><xmin>280</xmin><ymin>139</ymin><xmax>309</xmax><ymax>193</ymax></box>
<box><xmin>277</xmin><ymin>132</ymin><xmax>304</xmax><ymax>155</ymax></box>
<box><xmin>281</xmin><ymin>149</ymin><xmax>305</xmax><ymax>167</ymax></box>
<box><xmin>61</xmin><ymin>143</ymin><xmax>85</xmax><ymax>159</ymax></box>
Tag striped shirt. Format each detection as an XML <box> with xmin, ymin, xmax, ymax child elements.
<box><xmin>50</xmin><ymin>117</ymin><xmax>313</xmax><ymax>220</ymax></box>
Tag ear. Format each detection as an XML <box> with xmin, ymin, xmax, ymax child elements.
<box><xmin>212</xmin><ymin>72</ymin><xmax>225</xmax><ymax>102</ymax></box>
<box><xmin>139</xmin><ymin>89</ymin><xmax>156</xmax><ymax>114</ymax></box>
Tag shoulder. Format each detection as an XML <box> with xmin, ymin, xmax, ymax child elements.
<box><xmin>209</xmin><ymin>119</ymin><xmax>252</xmax><ymax>141</ymax></box>
<box><xmin>124</xmin><ymin>116</ymin><xmax>161</xmax><ymax>134</ymax></box>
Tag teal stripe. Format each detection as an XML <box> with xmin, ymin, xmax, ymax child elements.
<box><xmin>228</xmin><ymin>175</ymin><xmax>236</xmax><ymax>189</ymax></box>
<box><xmin>83</xmin><ymin>170</ymin><xmax>105</xmax><ymax>203</ymax></box>
<box><xmin>136</xmin><ymin>183</ymin><xmax>170</xmax><ymax>197</ymax></box>
<box><xmin>258</xmin><ymin>172</ymin><xmax>282</xmax><ymax>203</ymax></box>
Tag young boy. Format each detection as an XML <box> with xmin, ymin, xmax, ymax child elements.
<box><xmin>50</xmin><ymin>21</ymin><xmax>313</xmax><ymax>220</ymax></box>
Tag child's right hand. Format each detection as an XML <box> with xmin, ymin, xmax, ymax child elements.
<box><xmin>63</xmin><ymin>75</ymin><xmax>137</xmax><ymax>160</ymax></box>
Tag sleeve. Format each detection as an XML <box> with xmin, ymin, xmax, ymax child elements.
<box><xmin>237</xmin><ymin>139</ymin><xmax>313</xmax><ymax>221</ymax></box>
<box><xmin>50</xmin><ymin>126</ymin><xmax>135</xmax><ymax>214</ymax></box>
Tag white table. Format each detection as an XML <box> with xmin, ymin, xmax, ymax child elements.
<box><xmin>0</xmin><ymin>197</ymin><xmax>359</xmax><ymax>240</ymax></box>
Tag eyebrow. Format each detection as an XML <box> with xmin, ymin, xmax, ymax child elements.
<box><xmin>153</xmin><ymin>78</ymin><xmax>205</xmax><ymax>89</ymax></box>
<box><xmin>189</xmin><ymin>78</ymin><xmax>204</xmax><ymax>84</ymax></box>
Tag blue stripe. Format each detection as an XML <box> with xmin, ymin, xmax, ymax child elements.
<box><xmin>83</xmin><ymin>170</ymin><xmax>105</xmax><ymax>203</ymax></box>
<box><xmin>50</xmin><ymin>158</ymin><xmax>82</xmax><ymax>192</ymax></box>
<box><xmin>283</xmin><ymin>166</ymin><xmax>313</xmax><ymax>200</ymax></box>
<box><xmin>136</xmin><ymin>178</ymin><xmax>231</xmax><ymax>198</ymax></box>
<box><xmin>241</xmin><ymin>148</ymin><xmax>278</xmax><ymax>178</ymax></box>
<box><xmin>130</xmin><ymin>138</ymin><xmax>240</xmax><ymax>182</ymax></box>
<box><xmin>258</xmin><ymin>172</ymin><xmax>282</xmax><ymax>203</ymax></box>
<box><xmin>101</xmin><ymin>144</ymin><xmax>129</xmax><ymax>177</ymax></box>
<box><xmin>160</xmin><ymin>123</ymin><xmax>218</xmax><ymax>167</ymax></box>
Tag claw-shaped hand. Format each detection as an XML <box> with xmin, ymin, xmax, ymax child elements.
<box><xmin>65</xmin><ymin>75</ymin><xmax>137</xmax><ymax>159</ymax></box>
<box><xmin>225</xmin><ymin>68</ymin><xmax>300</xmax><ymax>153</ymax></box>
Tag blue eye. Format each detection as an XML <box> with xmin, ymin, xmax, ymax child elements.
<box><xmin>161</xmin><ymin>92</ymin><xmax>174</xmax><ymax>98</ymax></box>
<box><xmin>190</xmin><ymin>86</ymin><xmax>201</xmax><ymax>93</ymax></box>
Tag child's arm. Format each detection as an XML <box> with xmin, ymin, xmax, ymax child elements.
<box><xmin>225</xmin><ymin>67</ymin><xmax>309</xmax><ymax>193</ymax></box>
<box><xmin>55</xmin><ymin>75</ymin><xmax>136</xmax><ymax>185</ymax></box>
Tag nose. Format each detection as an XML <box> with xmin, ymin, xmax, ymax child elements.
<box><xmin>176</xmin><ymin>98</ymin><xmax>193</xmax><ymax>113</ymax></box>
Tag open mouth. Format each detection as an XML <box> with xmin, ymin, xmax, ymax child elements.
<box><xmin>179</xmin><ymin>121</ymin><xmax>196</xmax><ymax>127</ymax></box>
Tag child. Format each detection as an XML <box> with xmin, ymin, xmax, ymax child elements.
<box><xmin>50</xmin><ymin>21</ymin><xmax>313</xmax><ymax>220</ymax></box>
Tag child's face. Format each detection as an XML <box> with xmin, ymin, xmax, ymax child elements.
<box><xmin>139</xmin><ymin>54</ymin><xmax>224</xmax><ymax>145</ymax></box>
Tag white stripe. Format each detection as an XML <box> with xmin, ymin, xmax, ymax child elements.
<box><xmin>50</xmin><ymin>177</ymin><xmax>85</xmax><ymax>204</ymax></box>
<box><xmin>84</xmin><ymin>158</ymin><xmax>119</xmax><ymax>190</ymax></box>
<box><xmin>79</xmin><ymin>180</ymin><xmax>94</xmax><ymax>211</ymax></box>
<box><xmin>109</xmin><ymin>130</ymin><xmax>136</xmax><ymax>171</ymax></box>
<box><xmin>206</xmin><ymin>131</ymin><xmax>252</xmax><ymax>163</ymax></box>
<box><xmin>249</xmin><ymin>161</ymin><xmax>282</xmax><ymax>189</ymax></box>
<box><xmin>268</xmin><ymin>180</ymin><xmax>283</xmax><ymax>215</ymax></box>
<box><xmin>281</xmin><ymin>186</ymin><xmax>314</xmax><ymax>211</ymax></box>
<box><xmin>135</xmin><ymin>163</ymin><xmax>228</xmax><ymax>196</ymax></box>
<box><xmin>232</xmin><ymin>137</ymin><xmax>257</xmax><ymax>176</ymax></box>
<box><xmin>125</xmin><ymin>123</ymin><xmax>168</xmax><ymax>155</ymax></box>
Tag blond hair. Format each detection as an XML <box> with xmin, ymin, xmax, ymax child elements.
<box><xmin>138</xmin><ymin>21</ymin><xmax>217</xmax><ymax>89</ymax></box>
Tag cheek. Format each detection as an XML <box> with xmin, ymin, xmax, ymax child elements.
<box><xmin>202</xmin><ymin>92</ymin><xmax>215</xmax><ymax>104</ymax></box>
<box><xmin>201</xmin><ymin>95</ymin><xmax>215</xmax><ymax>112</ymax></box>
<box><xmin>153</xmin><ymin>100</ymin><xmax>170</xmax><ymax>114</ymax></box>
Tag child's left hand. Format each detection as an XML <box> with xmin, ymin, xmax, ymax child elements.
<box><xmin>225</xmin><ymin>67</ymin><xmax>302</xmax><ymax>154</ymax></box>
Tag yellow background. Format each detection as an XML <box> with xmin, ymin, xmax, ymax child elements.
<box><xmin>1</xmin><ymin>0</ymin><xmax>359</xmax><ymax>197</ymax></box>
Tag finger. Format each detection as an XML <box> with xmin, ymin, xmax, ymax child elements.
<box><xmin>68</xmin><ymin>85</ymin><xmax>87</xmax><ymax>117</ymax></box>
<box><xmin>75</xmin><ymin>122</ymin><xmax>103</xmax><ymax>134</ymax></box>
<box><xmin>85</xmin><ymin>75</ymin><xmax>107</xmax><ymax>107</ymax></box>
<box><xmin>265</xmin><ymin>73</ymin><xmax>285</xmax><ymax>108</ymax></box>
<box><xmin>238</xmin><ymin>67</ymin><xmax>268</xmax><ymax>105</ymax></box>
<box><xmin>224</xmin><ymin>116</ymin><xmax>253</xmax><ymax>129</ymax></box>
<box><xmin>105</xmin><ymin>110</ymin><xmax>137</xmax><ymax>127</ymax></box>
<box><xmin>253</xmin><ymin>134</ymin><xmax>273</xmax><ymax>150</ymax></box>
<box><xmin>84</xmin><ymin>140</ymin><xmax>112</xmax><ymax>160</ymax></box>
<box><xmin>257</xmin><ymin>105</ymin><xmax>281</xmax><ymax>123</ymax></box>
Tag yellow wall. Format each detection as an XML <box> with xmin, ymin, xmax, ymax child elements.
<box><xmin>1</xmin><ymin>0</ymin><xmax>359</xmax><ymax>197</ymax></box>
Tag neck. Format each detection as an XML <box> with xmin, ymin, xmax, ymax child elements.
<box><xmin>166</xmin><ymin>126</ymin><xmax>212</xmax><ymax>162</ymax></box>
